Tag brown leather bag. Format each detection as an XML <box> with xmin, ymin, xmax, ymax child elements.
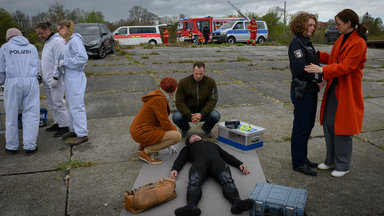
<box><xmin>123</xmin><ymin>178</ymin><xmax>177</xmax><ymax>213</ymax></box>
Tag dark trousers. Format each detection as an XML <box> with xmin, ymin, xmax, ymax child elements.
<box><xmin>172</xmin><ymin>110</ymin><xmax>221</xmax><ymax>132</ymax></box>
<box><xmin>186</xmin><ymin>158</ymin><xmax>240</xmax><ymax>206</ymax></box>
<box><xmin>323</xmin><ymin>84</ymin><xmax>353</xmax><ymax>171</ymax></box>
<box><xmin>290</xmin><ymin>91</ymin><xmax>318</xmax><ymax>167</ymax></box>
<box><xmin>203</xmin><ymin>34</ymin><xmax>209</xmax><ymax>44</ymax></box>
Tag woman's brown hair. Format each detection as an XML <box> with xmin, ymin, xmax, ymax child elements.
<box><xmin>57</xmin><ymin>20</ymin><xmax>74</xmax><ymax>42</ymax></box>
<box><xmin>336</xmin><ymin>9</ymin><xmax>368</xmax><ymax>40</ymax></box>
<box><xmin>289</xmin><ymin>12</ymin><xmax>318</xmax><ymax>36</ymax></box>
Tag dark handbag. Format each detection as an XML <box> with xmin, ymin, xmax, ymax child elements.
<box><xmin>225</xmin><ymin>120</ymin><xmax>240</xmax><ymax>129</ymax></box>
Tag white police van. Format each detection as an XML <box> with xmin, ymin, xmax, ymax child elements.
<box><xmin>211</xmin><ymin>19</ymin><xmax>268</xmax><ymax>44</ymax></box>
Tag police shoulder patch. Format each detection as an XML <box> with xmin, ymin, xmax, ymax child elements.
<box><xmin>294</xmin><ymin>49</ymin><xmax>303</xmax><ymax>58</ymax></box>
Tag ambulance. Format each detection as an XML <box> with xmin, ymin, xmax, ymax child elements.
<box><xmin>211</xmin><ymin>19</ymin><xmax>268</xmax><ymax>44</ymax></box>
<box><xmin>113</xmin><ymin>25</ymin><xmax>164</xmax><ymax>45</ymax></box>
<box><xmin>177</xmin><ymin>17</ymin><xmax>242</xmax><ymax>43</ymax></box>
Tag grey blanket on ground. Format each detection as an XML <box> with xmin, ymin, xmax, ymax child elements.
<box><xmin>120</xmin><ymin>142</ymin><xmax>266</xmax><ymax>216</ymax></box>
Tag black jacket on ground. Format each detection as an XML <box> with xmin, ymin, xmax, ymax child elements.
<box><xmin>171</xmin><ymin>140</ymin><xmax>243</xmax><ymax>172</ymax></box>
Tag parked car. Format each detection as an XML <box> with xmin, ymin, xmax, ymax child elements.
<box><xmin>211</xmin><ymin>19</ymin><xmax>268</xmax><ymax>44</ymax></box>
<box><xmin>324</xmin><ymin>23</ymin><xmax>340</xmax><ymax>43</ymax></box>
<box><xmin>113</xmin><ymin>26</ymin><xmax>163</xmax><ymax>45</ymax></box>
<box><xmin>74</xmin><ymin>23</ymin><xmax>114</xmax><ymax>59</ymax></box>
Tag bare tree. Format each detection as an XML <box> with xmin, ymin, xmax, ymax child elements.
<box><xmin>48</xmin><ymin>3</ymin><xmax>66</xmax><ymax>24</ymax></box>
<box><xmin>129</xmin><ymin>5</ymin><xmax>158</xmax><ymax>25</ymax></box>
<box><xmin>12</xmin><ymin>10</ymin><xmax>31</xmax><ymax>32</ymax></box>
<box><xmin>31</xmin><ymin>12</ymin><xmax>49</xmax><ymax>28</ymax></box>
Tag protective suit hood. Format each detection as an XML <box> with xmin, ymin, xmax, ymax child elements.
<box><xmin>9</xmin><ymin>36</ymin><xmax>29</xmax><ymax>46</ymax></box>
<box><xmin>70</xmin><ymin>33</ymin><xmax>85</xmax><ymax>43</ymax></box>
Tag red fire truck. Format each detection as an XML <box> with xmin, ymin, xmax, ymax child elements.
<box><xmin>177</xmin><ymin>17</ymin><xmax>242</xmax><ymax>43</ymax></box>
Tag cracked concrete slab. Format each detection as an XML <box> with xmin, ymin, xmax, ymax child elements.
<box><xmin>1</xmin><ymin>44</ymin><xmax>383</xmax><ymax>216</ymax></box>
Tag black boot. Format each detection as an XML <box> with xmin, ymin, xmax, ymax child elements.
<box><xmin>175</xmin><ymin>203</ymin><xmax>201</xmax><ymax>216</ymax></box>
<box><xmin>231</xmin><ymin>198</ymin><xmax>254</xmax><ymax>214</ymax></box>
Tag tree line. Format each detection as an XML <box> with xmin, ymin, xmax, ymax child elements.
<box><xmin>1</xmin><ymin>3</ymin><xmax>383</xmax><ymax>46</ymax></box>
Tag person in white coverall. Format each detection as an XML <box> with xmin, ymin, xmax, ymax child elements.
<box><xmin>0</xmin><ymin>28</ymin><xmax>40</xmax><ymax>155</ymax></box>
<box><xmin>57</xmin><ymin>20</ymin><xmax>89</xmax><ymax>146</ymax></box>
<box><xmin>35</xmin><ymin>22</ymin><xmax>69</xmax><ymax>137</ymax></box>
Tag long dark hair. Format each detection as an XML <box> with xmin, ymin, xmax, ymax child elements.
<box><xmin>336</xmin><ymin>9</ymin><xmax>367</xmax><ymax>40</ymax></box>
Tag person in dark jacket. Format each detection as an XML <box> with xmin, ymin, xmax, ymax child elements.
<box><xmin>172</xmin><ymin>62</ymin><xmax>220</xmax><ymax>138</ymax></box>
<box><xmin>170</xmin><ymin>134</ymin><xmax>253</xmax><ymax>216</ymax></box>
<box><xmin>202</xmin><ymin>24</ymin><xmax>210</xmax><ymax>44</ymax></box>
<box><xmin>288</xmin><ymin>12</ymin><xmax>324</xmax><ymax>176</ymax></box>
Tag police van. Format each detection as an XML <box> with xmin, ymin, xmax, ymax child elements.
<box><xmin>113</xmin><ymin>25</ymin><xmax>164</xmax><ymax>45</ymax></box>
<box><xmin>212</xmin><ymin>19</ymin><xmax>268</xmax><ymax>44</ymax></box>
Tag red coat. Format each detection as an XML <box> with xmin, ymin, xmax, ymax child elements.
<box><xmin>319</xmin><ymin>30</ymin><xmax>367</xmax><ymax>135</ymax></box>
<box><xmin>163</xmin><ymin>29</ymin><xmax>169</xmax><ymax>38</ymax></box>
<box><xmin>248</xmin><ymin>20</ymin><xmax>258</xmax><ymax>32</ymax></box>
<box><xmin>130</xmin><ymin>89</ymin><xmax>177</xmax><ymax>147</ymax></box>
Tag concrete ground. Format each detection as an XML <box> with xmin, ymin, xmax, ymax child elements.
<box><xmin>0</xmin><ymin>44</ymin><xmax>383</xmax><ymax>216</ymax></box>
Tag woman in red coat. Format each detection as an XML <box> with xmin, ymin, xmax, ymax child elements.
<box><xmin>130</xmin><ymin>77</ymin><xmax>181</xmax><ymax>164</ymax></box>
<box><xmin>305</xmin><ymin>9</ymin><xmax>367</xmax><ymax>178</ymax></box>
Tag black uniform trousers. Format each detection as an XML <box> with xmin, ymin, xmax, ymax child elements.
<box><xmin>290</xmin><ymin>91</ymin><xmax>318</xmax><ymax>167</ymax></box>
<box><xmin>186</xmin><ymin>157</ymin><xmax>240</xmax><ymax>206</ymax></box>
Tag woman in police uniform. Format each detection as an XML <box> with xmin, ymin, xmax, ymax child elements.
<box><xmin>288</xmin><ymin>12</ymin><xmax>324</xmax><ymax>176</ymax></box>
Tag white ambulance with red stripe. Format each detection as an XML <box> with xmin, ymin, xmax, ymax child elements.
<box><xmin>113</xmin><ymin>25</ymin><xmax>164</xmax><ymax>45</ymax></box>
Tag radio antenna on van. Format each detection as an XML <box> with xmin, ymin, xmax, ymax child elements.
<box><xmin>227</xmin><ymin>0</ymin><xmax>250</xmax><ymax>20</ymax></box>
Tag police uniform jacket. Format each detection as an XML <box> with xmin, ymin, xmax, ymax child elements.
<box><xmin>318</xmin><ymin>30</ymin><xmax>366</xmax><ymax>135</ymax></box>
<box><xmin>289</xmin><ymin>34</ymin><xmax>322</xmax><ymax>94</ymax></box>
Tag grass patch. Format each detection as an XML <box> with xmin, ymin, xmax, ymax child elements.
<box><xmin>152</xmin><ymin>62</ymin><xmax>162</xmax><ymax>64</ymax></box>
<box><xmin>215</xmin><ymin>59</ymin><xmax>225</xmax><ymax>62</ymax></box>
<box><xmin>215</xmin><ymin>50</ymin><xmax>221</xmax><ymax>52</ymax></box>
<box><xmin>58</xmin><ymin>159</ymin><xmax>93</xmax><ymax>171</ymax></box>
<box><xmin>237</xmin><ymin>56</ymin><xmax>252</xmax><ymax>62</ymax></box>
<box><xmin>84</xmin><ymin>71</ymin><xmax>97</xmax><ymax>77</ymax></box>
<box><xmin>282</xmin><ymin>136</ymin><xmax>291</xmax><ymax>141</ymax></box>
<box><xmin>40</xmin><ymin>96</ymin><xmax>46</xmax><ymax>100</ymax></box>
<box><xmin>149</xmin><ymin>52</ymin><xmax>160</xmax><ymax>55</ymax></box>
<box><xmin>140</xmin><ymin>56</ymin><xmax>149</xmax><ymax>59</ymax></box>
<box><xmin>168</xmin><ymin>60</ymin><xmax>195</xmax><ymax>64</ymax></box>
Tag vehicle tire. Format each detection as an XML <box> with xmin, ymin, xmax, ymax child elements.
<box><xmin>257</xmin><ymin>36</ymin><xmax>265</xmax><ymax>44</ymax></box>
<box><xmin>109</xmin><ymin>41</ymin><xmax>115</xmax><ymax>54</ymax></box>
<box><xmin>227</xmin><ymin>37</ymin><xmax>236</xmax><ymax>44</ymax></box>
<box><xmin>98</xmin><ymin>43</ymin><xmax>107</xmax><ymax>59</ymax></box>
<box><xmin>325</xmin><ymin>35</ymin><xmax>330</xmax><ymax>43</ymax></box>
<box><xmin>149</xmin><ymin>40</ymin><xmax>157</xmax><ymax>45</ymax></box>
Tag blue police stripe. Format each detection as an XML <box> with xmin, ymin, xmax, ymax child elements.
<box><xmin>218</xmin><ymin>136</ymin><xmax>263</xmax><ymax>151</ymax></box>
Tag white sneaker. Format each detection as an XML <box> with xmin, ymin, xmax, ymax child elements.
<box><xmin>331</xmin><ymin>170</ymin><xmax>350</xmax><ymax>178</ymax></box>
<box><xmin>317</xmin><ymin>163</ymin><xmax>335</xmax><ymax>170</ymax></box>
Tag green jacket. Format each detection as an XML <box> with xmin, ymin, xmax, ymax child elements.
<box><xmin>175</xmin><ymin>75</ymin><xmax>218</xmax><ymax>119</ymax></box>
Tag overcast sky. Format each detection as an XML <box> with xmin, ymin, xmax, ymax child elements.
<box><xmin>1</xmin><ymin>0</ymin><xmax>383</xmax><ymax>23</ymax></box>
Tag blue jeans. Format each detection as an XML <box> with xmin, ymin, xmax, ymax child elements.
<box><xmin>172</xmin><ymin>110</ymin><xmax>221</xmax><ymax>132</ymax></box>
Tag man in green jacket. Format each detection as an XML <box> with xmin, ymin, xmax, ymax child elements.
<box><xmin>172</xmin><ymin>62</ymin><xmax>220</xmax><ymax>138</ymax></box>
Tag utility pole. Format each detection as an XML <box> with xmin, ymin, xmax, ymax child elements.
<box><xmin>283</xmin><ymin>1</ymin><xmax>287</xmax><ymax>34</ymax></box>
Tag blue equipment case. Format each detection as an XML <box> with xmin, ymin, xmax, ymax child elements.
<box><xmin>249</xmin><ymin>182</ymin><xmax>308</xmax><ymax>216</ymax></box>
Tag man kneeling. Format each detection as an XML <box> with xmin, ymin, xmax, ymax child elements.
<box><xmin>170</xmin><ymin>134</ymin><xmax>253</xmax><ymax>216</ymax></box>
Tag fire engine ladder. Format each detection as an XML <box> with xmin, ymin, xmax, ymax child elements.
<box><xmin>227</xmin><ymin>0</ymin><xmax>250</xmax><ymax>21</ymax></box>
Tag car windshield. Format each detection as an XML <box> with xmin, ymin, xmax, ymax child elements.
<box><xmin>220</xmin><ymin>21</ymin><xmax>236</xmax><ymax>29</ymax></box>
<box><xmin>75</xmin><ymin>25</ymin><xmax>100</xmax><ymax>35</ymax></box>
<box><xmin>177</xmin><ymin>22</ymin><xmax>184</xmax><ymax>30</ymax></box>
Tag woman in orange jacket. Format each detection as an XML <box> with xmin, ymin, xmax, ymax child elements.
<box><xmin>130</xmin><ymin>77</ymin><xmax>181</xmax><ymax>164</ymax></box>
<box><xmin>305</xmin><ymin>9</ymin><xmax>367</xmax><ymax>178</ymax></box>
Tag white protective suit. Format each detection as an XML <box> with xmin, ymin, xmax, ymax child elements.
<box><xmin>63</xmin><ymin>33</ymin><xmax>88</xmax><ymax>137</ymax></box>
<box><xmin>41</xmin><ymin>33</ymin><xmax>68</xmax><ymax>128</ymax></box>
<box><xmin>0</xmin><ymin>36</ymin><xmax>40</xmax><ymax>150</ymax></box>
